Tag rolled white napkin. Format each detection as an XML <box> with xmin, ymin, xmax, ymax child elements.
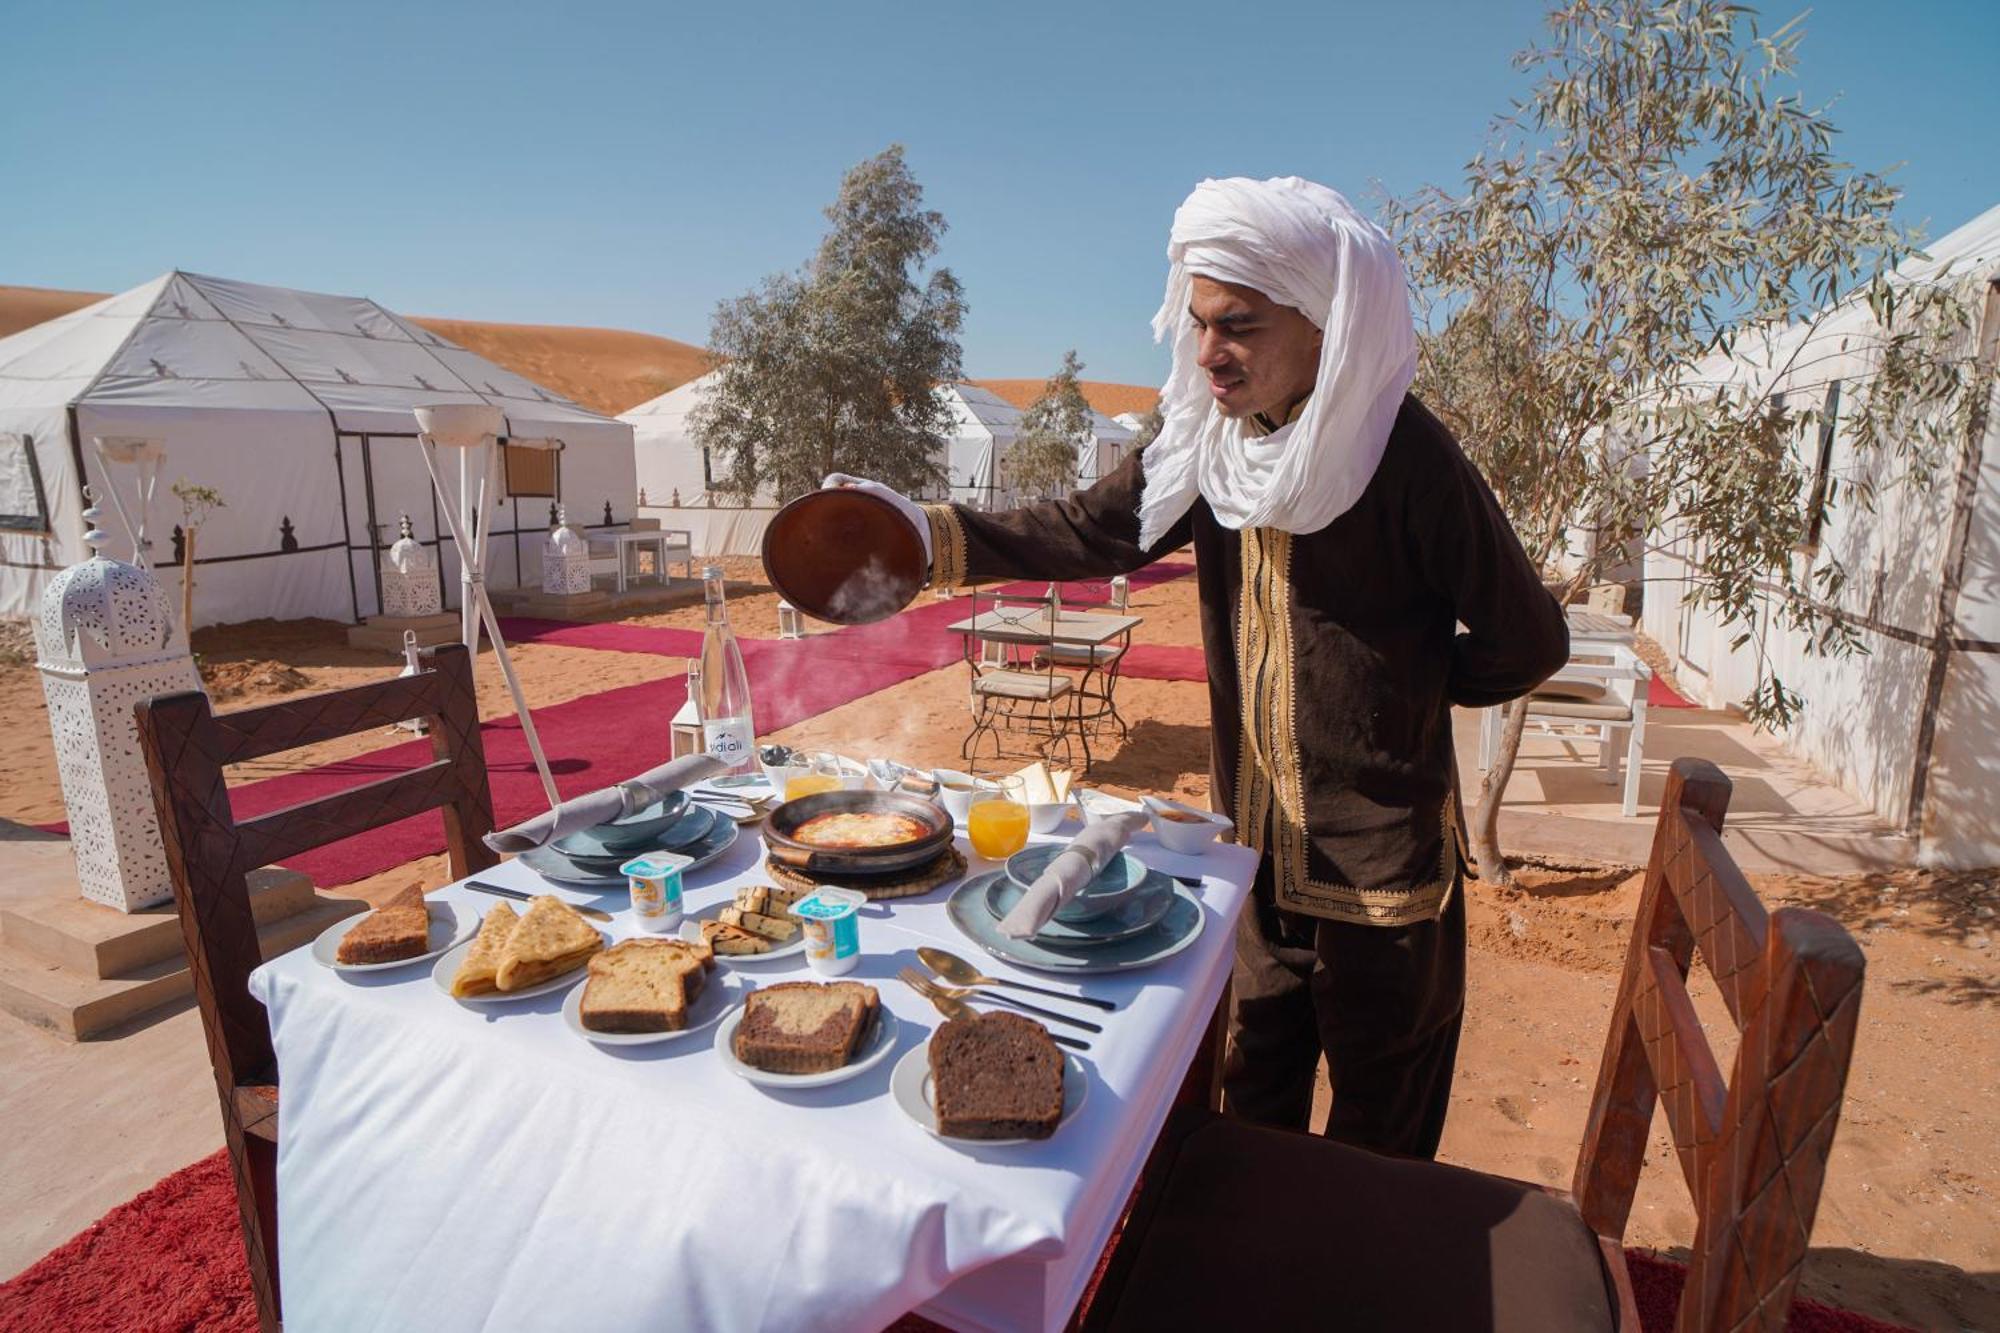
<box><xmin>997</xmin><ymin>812</ymin><xmax>1149</xmax><ymax>939</ymax></box>
<box><xmin>484</xmin><ymin>754</ymin><xmax>728</xmax><ymax>854</ymax></box>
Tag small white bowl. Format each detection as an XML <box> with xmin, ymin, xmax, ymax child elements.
<box><xmin>1142</xmin><ymin>795</ymin><xmax>1232</xmax><ymax>855</ymax></box>
<box><xmin>1025</xmin><ymin>800</ymin><xmax>1072</xmax><ymax>835</ymax></box>
<box><xmin>931</xmin><ymin>768</ymin><xmax>995</xmax><ymax>823</ymax></box>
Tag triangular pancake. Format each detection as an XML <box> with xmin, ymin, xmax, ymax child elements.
<box><xmin>496</xmin><ymin>895</ymin><xmax>604</xmax><ymax>991</ymax></box>
<box><xmin>451</xmin><ymin>901</ymin><xmax>519</xmax><ymax>997</ymax></box>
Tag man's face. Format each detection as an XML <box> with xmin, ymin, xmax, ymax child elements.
<box><xmin>1187</xmin><ymin>275</ymin><xmax>1323</xmax><ymax>421</ymax></box>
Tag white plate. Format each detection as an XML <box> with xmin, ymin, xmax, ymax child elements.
<box><xmin>689</xmin><ymin>899</ymin><xmax>808</xmax><ymax>962</ymax></box>
<box><xmin>713</xmin><ymin>999</ymin><xmax>900</xmax><ymax>1088</ymax></box>
<box><xmin>312</xmin><ymin>901</ymin><xmax>474</xmax><ymax>973</ymax></box>
<box><xmin>429</xmin><ymin>924</ymin><xmax>612</xmax><ymax>1003</ymax></box>
<box><xmin>890</xmin><ymin>1042</ymin><xmax>1087</xmax><ymax>1145</ymax></box>
<box><xmin>562</xmin><ymin>968</ymin><xmax>752</xmax><ymax>1046</ymax></box>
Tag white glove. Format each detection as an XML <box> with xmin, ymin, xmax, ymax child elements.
<box><xmin>821</xmin><ymin>474</ymin><xmax>932</xmax><ymax>565</ymax></box>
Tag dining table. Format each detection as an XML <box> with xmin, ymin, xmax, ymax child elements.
<box><xmin>248</xmin><ymin>807</ymin><xmax>1257</xmax><ymax>1332</ymax></box>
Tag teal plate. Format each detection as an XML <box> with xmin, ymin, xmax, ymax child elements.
<box><xmin>554</xmin><ymin>803</ymin><xmax>716</xmax><ymax>862</ymax></box>
<box><xmin>1003</xmin><ymin>846</ymin><xmax>1150</xmax><ymax>922</ymax></box>
<box><xmin>947</xmin><ymin>871</ymin><xmax>1205</xmax><ymax>975</ymax></box>
<box><xmin>983</xmin><ymin>870</ymin><xmax>1175</xmax><ymax>945</ymax></box>
<box><xmin>521</xmin><ymin>818</ymin><xmax>738</xmax><ymax>888</ymax></box>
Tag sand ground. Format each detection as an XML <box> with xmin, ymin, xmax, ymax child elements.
<box><xmin>0</xmin><ymin>562</ymin><xmax>1992</xmax><ymax>1328</ymax></box>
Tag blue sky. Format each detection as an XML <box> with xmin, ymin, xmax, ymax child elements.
<box><xmin>5</xmin><ymin>0</ymin><xmax>1995</xmax><ymax>388</ymax></box>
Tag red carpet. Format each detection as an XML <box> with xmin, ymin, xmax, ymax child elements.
<box><xmin>1120</xmin><ymin>643</ymin><xmax>1208</xmax><ymax>682</ymax></box>
<box><xmin>1649</xmin><ymin>676</ymin><xmax>1695</xmax><ymax>708</ymax></box>
<box><xmin>993</xmin><ymin>560</ymin><xmax>1197</xmax><ymax>604</ymax></box>
<box><xmin>497</xmin><ymin>616</ymin><xmax>708</xmax><ymax>658</ymax></box>
<box><xmin>1</xmin><ymin>1150</ymin><xmax>1915</xmax><ymax>1333</ymax></box>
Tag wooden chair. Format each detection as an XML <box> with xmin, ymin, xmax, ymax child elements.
<box><xmin>1081</xmin><ymin>757</ymin><xmax>1865</xmax><ymax>1332</ymax></box>
<box><xmin>134</xmin><ymin>642</ymin><xmax>497</xmax><ymax>1332</ymax></box>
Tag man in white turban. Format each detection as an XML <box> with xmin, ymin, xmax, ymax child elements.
<box><xmin>830</xmin><ymin>177</ymin><xmax>1567</xmax><ymax>1157</ymax></box>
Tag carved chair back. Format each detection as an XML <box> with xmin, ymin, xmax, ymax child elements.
<box><xmin>1573</xmin><ymin>757</ymin><xmax>1865</xmax><ymax>1331</ymax></box>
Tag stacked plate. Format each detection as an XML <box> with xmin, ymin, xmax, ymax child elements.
<box><xmin>945</xmin><ymin>846</ymin><xmax>1205</xmax><ymax>975</ymax></box>
<box><xmin>518</xmin><ymin>791</ymin><xmax>739</xmax><ymax>889</ymax></box>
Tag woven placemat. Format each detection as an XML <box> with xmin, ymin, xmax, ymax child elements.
<box><xmin>765</xmin><ymin>846</ymin><xmax>968</xmax><ymax>901</ymax></box>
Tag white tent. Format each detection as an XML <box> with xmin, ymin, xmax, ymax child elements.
<box><xmin>1644</xmin><ymin>202</ymin><xmax>2000</xmax><ymax>867</ymax></box>
<box><xmin>0</xmin><ymin>272</ymin><xmax>636</xmax><ymax>627</ymax></box>
<box><xmin>625</xmin><ymin>378</ymin><xmax>1137</xmax><ymax>554</ymax></box>
<box><xmin>941</xmin><ymin>383</ymin><xmax>1135</xmax><ymax>512</ymax></box>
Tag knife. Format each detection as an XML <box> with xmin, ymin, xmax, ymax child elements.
<box><xmin>466</xmin><ymin>879</ymin><xmax>615</xmax><ymax>922</ymax></box>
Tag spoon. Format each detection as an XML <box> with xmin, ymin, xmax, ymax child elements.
<box><xmin>918</xmin><ymin>947</ymin><xmax>1118</xmax><ymax>1013</ymax></box>
<box><xmin>904</xmin><ymin>977</ymin><xmax>1089</xmax><ymax>1052</ymax></box>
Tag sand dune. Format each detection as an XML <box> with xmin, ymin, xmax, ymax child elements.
<box><xmin>0</xmin><ymin>283</ymin><xmax>1157</xmax><ymax>420</ymax></box>
<box><xmin>973</xmin><ymin>378</ymin><xmax>1159</xmax><ymax>418</ymax></box>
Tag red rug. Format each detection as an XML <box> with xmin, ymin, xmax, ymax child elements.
<box><xmin>1649</xmin><ymin>676</ymin><xmax>1695</xmax><ymax>709</ymax></box>
<box><xmin>0</xmin><ymin>1150</ymin><xmax>1916</xmax><ymax>1333</ymax></box>
<box><xmin>497</xmin><ymin>616</ymin><xmax>708</xmax><ymax>658</ymax></box>
<box><xmin>1119</xmin><ymin>643</ymin><xmax>1208</xmax><ymax>682</ymax></box>
<box><xmin>992</xmin><ymin>560</ymin><xmax>1197</xmax><ymax>604</ymax></box>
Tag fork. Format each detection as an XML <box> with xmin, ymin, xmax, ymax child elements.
<box><xmin>900</xmin><ymin>973</ymin><xmax>1089</xmax><ymax>1052</ymax></box>
<box><xmin>897</xmin><ymin>968</ymin><xmax>1103</xmax><ymax>1034</ymax></box>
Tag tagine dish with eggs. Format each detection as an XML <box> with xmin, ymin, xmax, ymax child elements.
<box><xmin>791</xmin><ymin>810</ymin><xmax>932</xmax><ymax>849</ymax></box>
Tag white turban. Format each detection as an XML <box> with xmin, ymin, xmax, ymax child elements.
<box><xmin>1137</xmin><ymin>176</ymin><xmax>1418</xmax><ymax>549</ymax></box>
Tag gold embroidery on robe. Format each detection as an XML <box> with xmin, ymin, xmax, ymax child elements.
<box><xmin>922</xmin><ymin>504</ymin><xmax>967</xmax><ymax>590</ymax></box>
<box><xmin>1235</xmin><ymin>526</ymin><xmax>1457</xmax><ymax>926</ymax></box>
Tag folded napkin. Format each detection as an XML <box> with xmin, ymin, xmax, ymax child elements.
<box><xmin>483</xmin><ymin>754</ymin><xmax>727</xmax><ymax>854</ymax></box>
<box><xmin>997</xmin><ymin>811</ymin><xmax>1149</xmax><ymax>939</ymax></box>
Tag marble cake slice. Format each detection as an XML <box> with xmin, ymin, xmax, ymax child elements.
<box><xmin>929</xmin><ymin>1011</ymin><xmax>1064</xmax><ymax>1140</ymax></box>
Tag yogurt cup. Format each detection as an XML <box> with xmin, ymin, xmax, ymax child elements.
<box><xmin>790</xmin><ymin>886</ymin><xmax>866</xmax><ymax>976</ymax></box>
<box><xmin>621</xmin><ymin>853</ymin><xmax>689</xmax><ymax>932</ymax></box>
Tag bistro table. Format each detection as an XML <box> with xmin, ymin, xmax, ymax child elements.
<box><xmin>1565</xmin><ymin>607</ymin><xmax>1636</xmax><ymax>650</ymax></box>
<box><xmin>588</xmin><ymin>528</ymin><xmax>690</xmax><ymax>592</ymax></box>
<box><xmin>946</xmin><ymin>607</ymin><xmax>1142</xmax><ymax>767</ymax></box>
<box><xmin>249</xmin><ymin>817</ymin><xmax>1255</xmax><ymax>1332</ymax></box>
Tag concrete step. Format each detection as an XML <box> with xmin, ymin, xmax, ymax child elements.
<box><xmin>0</xmin><ymin>893</ymin><xmax>363</xmax><ymax>1041</ymax></box>
<box><xmin>0</xmin><ymin>868</ymin><xmax>320</xmax><ymax>978</ymax></box>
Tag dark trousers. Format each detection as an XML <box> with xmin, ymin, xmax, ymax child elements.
<box><xmin>1220</xmin><ymin>856</ymin><xmax>1467</xmax><ymax>1159</ymax></box>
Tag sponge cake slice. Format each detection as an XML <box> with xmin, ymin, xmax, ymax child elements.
<box><xmin>335</xmin><ymin>883</ymin><xmax>432</xmax><ymax>965</ymax></box>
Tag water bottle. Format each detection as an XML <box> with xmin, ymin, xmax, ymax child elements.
<box><xmin>697</xmin><ymin>565</ymin><xmax>757</xmax><ymax>774</ymax></box>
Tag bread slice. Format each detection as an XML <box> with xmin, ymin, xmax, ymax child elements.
<box><xmin>733</xmin><ymin>884</ymin><xmax>771</xmax><ymax>915</ymax></box>
<box><xmin>732</xmin><ymin>980</ymin><xmax>878</xmax><ymax>1074</ymax></box>
<box><xmin>718</xmin><ymin>905</ymin><xmax>799</xmax><ymax>942</ymax></box>
<box><xmin>579</xmin><ymin>938</ymin><xmax>712</xmax><ymax>1033</ymax></box>
<box><xmin>761</xmin><ymin>882</ymin><xmax>809</xmax><ymax>912</ymax></box>
<box><xmin>701</xmin><ymin>920</ymin><xmax>772</xmax><ymax>955</ymax></box>
<box><xmin>929</xmin><ymin>1011</ymin><xmax>1064</xmax><ymax>1140</ymax></box>
<box><xmin>451</xmin><ymin>901</ymin><xmax>519</xmax><ymax>996</ymax></box>
<box><xmin>495</xmin><ymin>895</ymin><xmax>604</xmax><ymax>991</ymax></box>
<box><xmin>336</xmin><ymin>883</ymin><xmax>432</xmax><ymax>964</ymax></box>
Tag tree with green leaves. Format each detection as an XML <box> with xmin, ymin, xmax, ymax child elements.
<box><xmin>693</xmin><ymin>145</ymin><xmax>966</xmax><ymax>502</ymax></box>
<box><xmin>1386</xmin><ymin>0</ymin><xmax>1991</xmax><ymax>883</ymax></box>
<box><xmin>1128</xmin><ymin>403</ymin><xmax>1165</xmax><ymax>451</ymax></box>
<box><xmin>1004</xmin><ymin>349</ymin><xmax>1094</xmax><ymax>500</ymax></box>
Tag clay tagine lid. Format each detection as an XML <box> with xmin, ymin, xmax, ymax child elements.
<box><xmin>761</xmin><ymin>488</ymin><xmax>926</xmax><ymax>626</ymax></box>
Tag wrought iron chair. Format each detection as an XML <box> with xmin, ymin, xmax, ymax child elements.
<box><xmin>134</xmin><ymin>642</ymin><xmax>497</xmax><ymax>1332</ymax></box>
<box><xmin>1081</xmin><ymin>757</ymin><xmax>1865</xmax><ymax>1332</ymax></box>
<box><xmin>961</xmin><ymin>585</ymin><xmax>1090</xmax><ymax>771</ymax></box>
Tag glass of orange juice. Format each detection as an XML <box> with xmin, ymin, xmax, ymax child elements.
<box><xmin>967</xmin><ymin>775</ymin><xmax>1031</xmax><ymax>860</ymax></box>
<box><xmin>786</xmin><ymin>752</ymin><xmax>844</xmax><ymax>801</ymax></box>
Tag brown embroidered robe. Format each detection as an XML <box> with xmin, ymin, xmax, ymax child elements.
<box><xmin>924</xmin><ymin>394</ymin><xmax>1568</xmax><ymax>927</ymax></box>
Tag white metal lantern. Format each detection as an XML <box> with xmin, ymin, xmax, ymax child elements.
<box><xmin>777</xmin><ymin>600</ymin><xmax>804</xmax><ymax>640</ymax></box>
<box><xmin>380</xmin><ymin>514</ymin><xmax>442</xmax><ymax>617</ymax></box>
<box><xmin>542</xmin><ymin>507</ymin><xmax>592</xmax><ymax>596</ymax></box>
<box><xmin>36</xmin><ymin>494</ymin><xmax>202</xmax><ymax>912</ymax></box>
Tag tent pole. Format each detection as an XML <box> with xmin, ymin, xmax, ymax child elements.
<box><xmin>417</xmin><ymin>434</ymin><xmax>561</xmax><ymax>810</ymax></box>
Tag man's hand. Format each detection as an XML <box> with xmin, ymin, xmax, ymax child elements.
<box><xmin>821</xmin><ymin>474</ymin><xmax>932</xmax><ymax>565</ymax></box>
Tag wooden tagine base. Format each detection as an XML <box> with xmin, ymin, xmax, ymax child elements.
<box><xmin>765</xmin><ymin>846</ymin><xmax>968</xmax><ymax>902</ymax></box>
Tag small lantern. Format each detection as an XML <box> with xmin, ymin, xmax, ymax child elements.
<box><xmin>380</xmin><ymin>514</ymin><xmax>442</xmax><ymax>618</ymax></box>
<box><xmin>542</xmin><ymin>505</ymin><xmax>592</xmax><ymax>595</ymax></box>
<box><xmin>777</xmin><ymin>600</ymin><xmax>804</xmax><ymax>640</ymax></box>
<box><xmin>36</xmin><ymin>493</ymin><xmax>203</xmax><ymax>912</ymax></box>
<box><xmin>1110</xmin><ymin>574</ymin><xmax>1130</xmax><ymax>611</ymax></box>
<box><xmin>670</xmin><ymin>659</ymin><xmax>704</xmax><ymax>758</ymax></box>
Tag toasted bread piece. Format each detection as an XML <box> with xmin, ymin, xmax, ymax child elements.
<box><xmin>451</xmin><ymin>901</ymin><xmax>519</xmax><ymax>996</ymax></box>
<box><xmin>732</xmin><ymin>980</ymin><xmax>878</xmax><ymax>1074</ymax></box>
<box><xmin>336</xmin><ymin>883</ymin><xmax>432</xmax><ymax>964</ymax></box>
<box><xmin>718</xmin><ymin>905</ymin><xmax>799</xmax><ymax>942</ymax></box>
<box><xmin>761</xmin><ymin>882</ymin><xmax>809</xmax><ymax>912</ymax></box>
<box><xmin>701</xmin><ymin>919</ymin><xmax>772</xmax><ymax>955</ymax></box>
<box><xmin>930</xmin><ymin>1011</ymin><xmax>1063</xmax><ymax>1140</ymax></box>
<box><xmin>733</xmin><ymin>884</ymin><xmax>770</xmax><ymax>915</ymax></box>
<box><xmin>495</xmin><ymin>895</ymin><xmax>603</xmax><ymax>991</ymax></box>
<box><xmin>580</xmin><ymin>939</ymin><xmax>710</xmax><ymax>1033</ymax></box>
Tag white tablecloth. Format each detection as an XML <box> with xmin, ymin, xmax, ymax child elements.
<box><xmin>249</xmin><ymin>825</ymin><xmax>1255</xmax><ymax>1332</ymax></box>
